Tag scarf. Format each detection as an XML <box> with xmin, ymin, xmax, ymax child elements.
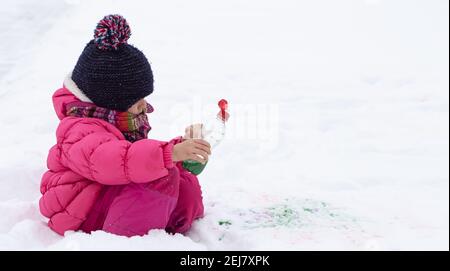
<box><xmin>65</xmin><ymin>101</ymin><xmax>154</xmax><ymax>142</ymax></box>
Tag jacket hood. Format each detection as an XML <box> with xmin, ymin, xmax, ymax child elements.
<box><xmin>52</xmin><ymin>76</ymin><xmax>94</xmax><ymax>120</ymax></box>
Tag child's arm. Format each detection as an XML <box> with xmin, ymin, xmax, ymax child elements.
<box><xmin>60</xmin><ymin>131</ymin><xmax>174</xmax><ymax>185</ymax></box>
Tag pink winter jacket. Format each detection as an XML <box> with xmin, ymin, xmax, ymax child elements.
<box><xmin>39</xmin><ymin>85</ymin><xmax>180</xmax><ymax>235</ymax></box>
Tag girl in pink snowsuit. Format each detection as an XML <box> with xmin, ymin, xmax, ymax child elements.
<box><xmin>39</xmin><ymin>15</ymin><xmax>209</xmax><ymax>237</ymax></box>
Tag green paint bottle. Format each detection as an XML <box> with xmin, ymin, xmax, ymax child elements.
<box><xmin>182</xmin><ymin>99</ymin><xmax>229</xmax><ymax>175</ymax></box>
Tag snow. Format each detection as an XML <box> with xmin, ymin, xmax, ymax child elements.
<box><xmin>0</xmin><ymin>0</ymin><xmax>448</xmax><ymax>250</ymax></box>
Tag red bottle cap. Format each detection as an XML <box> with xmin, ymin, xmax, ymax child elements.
<box><xmin>218</xmin><ymin>99</ymin><xmax>229</xmax><ymax>121</ymax></box>
<box><xmin>218</xmin><ymin>99</ymin><xmax>228</xmax><ymax>111</ymax></box>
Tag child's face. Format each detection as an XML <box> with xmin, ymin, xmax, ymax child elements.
<box><xmin>127</xmin><ymin>98</ymin><xmax>147</xmax><ymax>115</ymax></box>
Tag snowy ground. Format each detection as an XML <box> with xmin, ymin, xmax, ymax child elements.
<box><xmin>0</xmin><ymin>0</ymin><xmax>448</xmax><ymax>250</ymax></box>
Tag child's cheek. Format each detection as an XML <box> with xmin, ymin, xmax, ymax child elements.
<box><xmin>128</xmin><ymin>106</ymin><xmax>138</xmax><ymax>114</ymax></box>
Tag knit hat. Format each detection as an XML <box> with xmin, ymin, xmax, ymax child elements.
<box><xmin>71</xmin><ymin>14</ymin><xmax>153</xmax><ymax>112</ymax></box>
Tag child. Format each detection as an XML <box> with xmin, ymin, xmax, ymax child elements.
<box><xmin>39</xmin><ymin>14</ymin><xmax>211</xmax><ymax>237</ymax></box>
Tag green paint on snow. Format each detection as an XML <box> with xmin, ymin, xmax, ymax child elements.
<box><xmin>302</xmin><ymin>207</ymin><xmax>319</xmax><ymax>213</ymax></box>
<box><xmin>241</xmin><ymin>198</ymin><xmax>361</xmax><ymax>231</ymax></box>
<box><xmin>218</xmin><ymin>220</ymin><xmax>232</xmax><ymax>226</ymax></box>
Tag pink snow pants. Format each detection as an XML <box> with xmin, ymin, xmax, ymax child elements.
<box><xmin>80</xmin><ymin>164</ymin><xmax>204</xmax><ymax>237</ymax></box>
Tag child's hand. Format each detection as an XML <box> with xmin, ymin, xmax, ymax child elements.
<box><xmin>172</xmin><ymin>139</ymin><xmax>211</xmax><ymax>164</ymax></box>
<box><xmin>184</xmin><ymin>123</ymin><xmax>203</xmax><ymax>140</ymax></box>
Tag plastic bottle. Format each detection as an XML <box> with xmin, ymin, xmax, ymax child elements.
<box><xmin>182</xmin><ymin>99</ymin><xmax>229</xmax><ymax>175</ymax></box>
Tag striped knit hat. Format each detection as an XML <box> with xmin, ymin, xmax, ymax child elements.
<box><xmin>71</xmin><ymin>14</ymin><xmax>153</xmax><ymax>112</ymax></box>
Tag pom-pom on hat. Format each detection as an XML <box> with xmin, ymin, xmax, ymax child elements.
<box><xmin>71</xmin><ymin>14</ymin><xmax>153</xmax><ymax>111</ymax></box>
<box><xmin>94</xmin><ymin>14</ymin><xmax>131</xmax><ymax>50</ymax></box>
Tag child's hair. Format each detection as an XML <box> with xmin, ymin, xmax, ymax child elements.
<box><xmin>71</xmin><ymin>14</ymin><xmax>154</xmax><ymax>112</ymax></box>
